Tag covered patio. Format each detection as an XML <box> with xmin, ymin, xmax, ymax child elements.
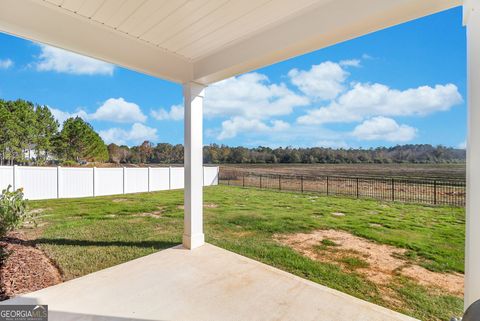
<box><xmin>6</xmin><ymin>244</ymin><xmax>415</xmax><ymax>321</ymax></box>
<box><xmin>0</xmin><ymin>0</ymin><xmax>477</xmax><ymax>319</ymax></box>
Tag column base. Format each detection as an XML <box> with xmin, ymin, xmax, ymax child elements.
<box><xmin>183</xmin><ymin>233</ymin><xmax>205</xmax><ymax>250</ymax></box>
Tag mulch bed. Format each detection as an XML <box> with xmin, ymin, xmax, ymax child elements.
<box><xmin>0</xmin><ymin>231</ymin><xmax>62</xmax><ymax>300</ymax></box>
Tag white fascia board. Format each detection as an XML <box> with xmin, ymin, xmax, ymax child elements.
<box><xmin>193</xmin><ymin>0</ymin><xmax>461</xmax><ymax>84</ymax></box>
<box><xmin>0</xmin><ymin>0</ymin><xmax>192</xmax><ymax>83</ymax></box>
<box><xmin>464</xmin><ymin>0</ymin><xmax>478</xmax><ymax>26</ymax></box>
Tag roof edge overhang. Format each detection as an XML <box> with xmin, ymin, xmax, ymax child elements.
<box><xmin>0</xmin><ymin>0</ymin><xmax>462</xmax><ymax>86</ymax></box>
<box><xmin>193</xmin><ymin>0</ymin><xmax>462</xmax><ymax>84</ymax></box>
<box><xmin>0</xmin><ymin>0</ymin><xmax>193</xmax><ymax>83</ymax></box>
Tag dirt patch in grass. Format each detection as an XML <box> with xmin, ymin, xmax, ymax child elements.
<box><xmin>401</xmin><ymin>265</ymin><xmax>463</xmax><ymax>296</ymax></box>
<box><xmin>134</xmin><ymin>212</ymin><xmax>163</xmax><ymax>219</ymax></box>
<box><xmin>177</xmin><ymin>203</ymin><xmax>218</xmax><ymax>210</ymax></box>
<box><xmin>204</xmin><ymin>203</ymin><xmax>219</xmax><ymax>208</ymax></box>
<box><xmin>112</xmin><ymin>198</ymin><xmax>129</xmax><ymax>203</ymax></box>
<box><xmin>134</xmin><ymin>207</ymin><xmax>165</xmax><ymax>219</ymax></box>
<box><xmin>0</xmin><ymin>231</ymin><xmax>61</xmax><ymax>300</ymax></box>
<box><xmin>230</xmin><ymin>230</ymin><xmax>255</xmax><ymax>238</ymax></box>
<box><xmin>274</xmin><ymin>229</ymin><xmax>464</xmax><ymax>296</ymax></box>
<box><xmin>28</xmin><ymin>208</ymin><xmax>50</xmax><ymax>215</ymax></box>
<box><xmin>369</xmin><ymin>223</ymin><xmax>383</xmax><ymax>228</ymax></box>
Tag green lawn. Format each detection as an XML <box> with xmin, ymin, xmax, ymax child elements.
<box><xmin>25</xmin><ymin>185</ymin><xmax>465</xmax><ymax>321</ymax></box>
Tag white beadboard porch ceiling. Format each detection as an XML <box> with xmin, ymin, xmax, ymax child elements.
<box><xmin>46</xmin><ymin>0</ymin><xmax>327</xmax><ymax>61</ymax></box>
<box><xmin>0</xmin><ymin>0</ymin><xmax>461</xmax><ymax>84</ymax></box>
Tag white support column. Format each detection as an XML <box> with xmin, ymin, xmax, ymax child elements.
<box><xmin>465</xmin><ymin>0</ymin><xmax>480</xmax><ymax>310</ymax></box>
<box><xmin>183</xmin><ymin>82</ymin><xmax>206</xmax><ymax>250</ymax></box>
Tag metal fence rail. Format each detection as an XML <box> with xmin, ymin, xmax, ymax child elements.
<box><xmin>219</xmin><ymin>170</ymin><xmax>465</xmax><ymax>207</ymax></box>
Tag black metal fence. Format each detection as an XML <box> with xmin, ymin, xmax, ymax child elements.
<box><xmin>219</xmin><ymin>170</ymin><xmax>465</xmax><ymax>207</ymax></box>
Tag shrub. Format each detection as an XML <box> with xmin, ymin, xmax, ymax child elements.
<box><xmin>61</xmin><ymin>160</ymin><xmax>78</xmax><ymax>167</ymax></box>
<box><xmin>0</xmin><ymin>186</ymin><xmax>29</xmax><ymax>238</ymax></box>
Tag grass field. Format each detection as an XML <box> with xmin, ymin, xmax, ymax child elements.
<box><xmin>221</xmin><ymin>163</ymin><xmax>466</xmax><ymax>180</ymax></box>
<box><xmin>220</xmin><ymin>164</ymin><xmax>466</xmax><ymax>207</ymax></box>
<box><xmin>23</xmin><ymin>185</ymin><xmax>464</xmax><ymax>321</ymax></box>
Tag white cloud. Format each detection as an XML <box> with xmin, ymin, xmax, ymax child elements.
<box><xmin>223</xmin><ymin>125</ymin><xmax>349</xmax><ymax>148</ymax></box>
<box><xmin>458</xmin><ymin>140</ymin><xmax>466</xmax><ymax>149</ymax></box>
<box><xmin>0</xmin><ymin>58</ymin><xmax>13</xmax><ymax>69</ymax></box>
<box><xmin>170</xmin><ymin>62</ymin><xmax>360</xmax><ymax>140</ymax></box>
<box><xmin>158</xmin><ymin>58</ymin><xmax>462</xmax><ymax>146</ymax></box>
<box><xmin>49</xmin><ymin>98</ymin><xmax>146</xmax><ymax>125</ymax></box>
<box><xmin>218</xmin><ymin>117</ymin><xmax>290</xmax><ymax>140</ymax></box>
<box><xmin>297</xmin><ymin>83</ymin><xmax>462</xmax><ymax>125</ymax></box>
<box><xmin>99</xmin><ymin>123</ymin><xmax>158</xmax><ymax>145</ymax></box>
<box><xmin>49</xmin><ymin>104</ymin><xmax>156</xmax><ymax>145</ymax></box>
<box><xmin>150</xmin><ymin>104</ymin><xmax>184</xmax><ymax>121</ymax></box>
<box><xmin>362</xmin><ymin>54</ymin><xmax>373</xmax><ymax>60</ymax></box>
<box><xmin>35</xmin><ymin>44</ymin><xmax>114</xmax><ymax>75</ymax></box>
<box><xmin>352</xmin><ymin>116</ymin><xmax>417</xmax><ymax>142</ymax></box>
<box><xmin>90</xmin><ymin>98</ymin><xmax>146</xmax><ymax>123</ymax></box>
<box><xmin>317</xmin><ymin>140</ymin><xmax>349</xmax><ymax>148</ymax></box>
<box><xmin>199</xmin><ymin>72</ymin><xmax>308</xmax><ymax>139</ymax></box>
<box><xmin>205</xmin><ymin>72</ymin><xmax>309</xmax><ymax>119</ymax></box>
<box><xmin>288</xmin><ymin>61</ymin><xmax>348</xmax><ymax>100</ymax></box>
<box><xmin>48</xmin><ymin>107</ymin><xmax>88</xmax><ymax>125</ymax></box>
<box><xmin>339</xmin><ymin>59</ymin><xmax>361</xmax><ymax>67</ymax></box>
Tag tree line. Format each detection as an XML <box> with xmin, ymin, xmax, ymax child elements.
<box><xmin>0</xmin><ymin>98</ymin><xmax>466</xmax><ymax>166</ymax></box>
<box><xmin>109</xmin><ymin>142</ymin><xmax>466</xmax><ymax>164</ymax></box>
<box><xmin>0</xmin><ymin>99</ymin><xmax>108</xmax><ymax>165</ymax></box>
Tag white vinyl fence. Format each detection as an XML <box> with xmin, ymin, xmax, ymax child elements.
<box><xmin>0</xmin><ymin>166</ymin><xmax>219</xmax><ymax>200</ymax></box>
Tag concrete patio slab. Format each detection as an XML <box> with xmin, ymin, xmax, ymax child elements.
<box><xmin>2</xmin><ymin>243</ymin><xmax>417</xmax><ymax>321</ymax></box>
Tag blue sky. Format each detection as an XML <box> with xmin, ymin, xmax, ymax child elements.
<box><xmin>0</xmin><ymin>6</ymin><xmax>466</xmax><ymax>149</ymax></box>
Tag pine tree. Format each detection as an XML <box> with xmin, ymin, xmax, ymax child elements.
<box><xmin>12</xmin><ymin>100</ymin><xmax>36</xmax><ymax>164</ymax></box>
<box><xmin>55</xmin><ymin>117</ymin><xmax>108</xmax><ymax>164</ymax></box>
<box><xmin>34</xmin><ymin>105</ymin><xmax>58</xmax><ymax>164</ymax></box>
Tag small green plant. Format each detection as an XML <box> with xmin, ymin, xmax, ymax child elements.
<box><xmin>339</xmin><ymin>256</ymin><xmax>370</xmax><ymax>269</ymax></box>
<box><xmin>0</xmin><ymin>185</ymin><xmax>29</xmax><ymax>238</ymax></box>
<box><xmin>314</xmin><ymin>239</ymin><xmax>339</xmax><ymax>251</ymax></box>
<box><xmin>321</xmin><ymin>239</ymin><xmax>338</xmax><ymax>247</ymax></box>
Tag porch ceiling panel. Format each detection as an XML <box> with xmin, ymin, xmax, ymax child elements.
<box><xmin>41</xmin><ymin>0</ymin><xmax>327</xmax><ymax>61</ymax></box>
<box><xmin>0</xmin><ymin>0</ymin><xmax>461</xmax><ymax>84</ymax></box>
<box><xmin>192</xmin><ymin>0</ymin><xmax>462</xmax><ymax>84</ymax></box>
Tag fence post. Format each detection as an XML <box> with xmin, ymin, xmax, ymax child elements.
<box><xmin>434</xmin><ymin>180</ymin><xmax>437</xmax><ymax>205</ymax></box>
<box><xmin>243</xmin><ymin>174</ymin><xmax>245</xmax><ymax>187</ymax></box>
<box><xmin>279</xmin><ymin>175</ymin><xmax>281</xmax><ymax>190</ymax></box>
<box><xmin>169</xmin><ymin>166</ymin><xmax>172</xmax><ymax>190</ymax></box>
<box><xmin>148</xmin><ymin>167</ymin><xmax>151</xmax><ymax>192</ymax></box>
<box><xmin>326</xmin><ymin>176</ymin><xmax>329</xmax><ymax>195</ymax></box>
<box><xmin>93</xmin><ymin>167</ymin><xmax>97</xmax><ymax>197</ymax></box>
<box><xmin>12</xmin><ymin>165</ymin><xmax>17</xmax><ymax>191</ymax></box>
<box><xmin>260</xmin><ymin>175</ymin><xmax>262</xmax><ymax>188</ymax></box>
<box><xmin>122</xmin><ymin>167</ymin><xmax>126</xmax><ymax>194</ymax></box>
<box><xmin>356</xmin><ymin>177</ymin><xmax>359</xmax><ymax>199</ymax></box>
<box><xmin>391</xmin><ymin>178</ymin><xmax>395</xmax><ymax>201</ymax></box>
<box><xmin>57</xmin><ymin>166</ymin><xmax>62</xmax><ymax>199</ymax></box>
<box><xmin>301</xmin><ymin>176</ymin><xmax>304</xmax><ymax>193</ymax></box>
